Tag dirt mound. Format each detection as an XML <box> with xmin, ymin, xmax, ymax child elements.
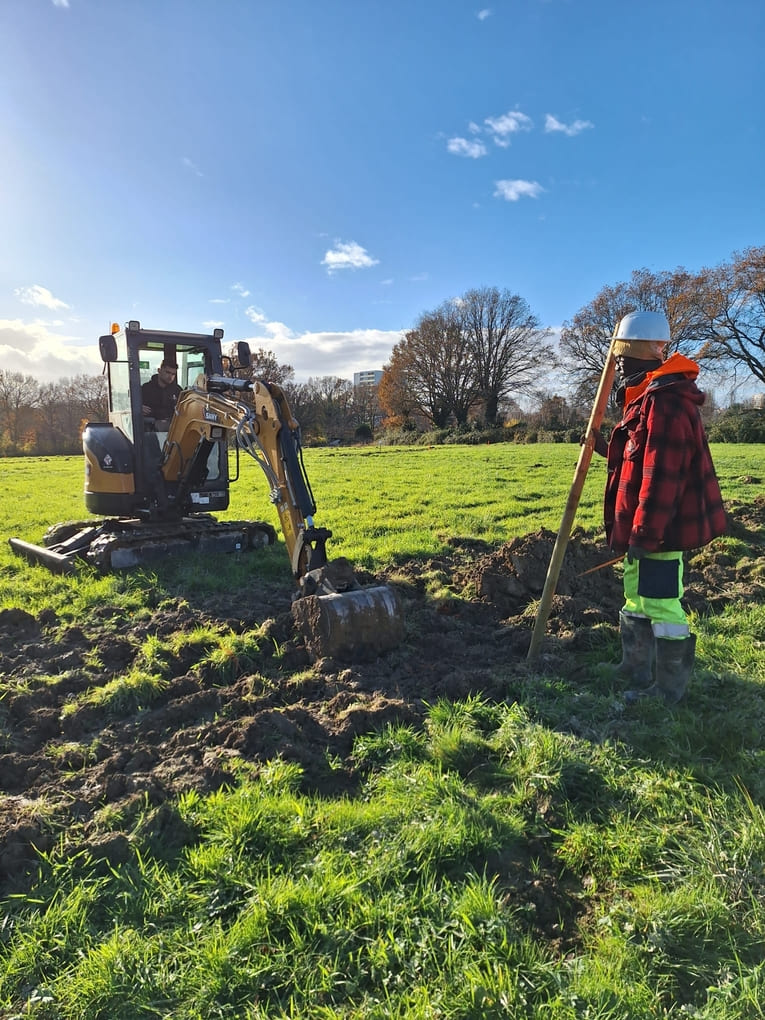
<box><xmin>459</xmin><ymin>526</ymin><xmax>623</xmax><ymax>631</ymax></box>
<box><xmin>1</xmin><ymin>501</ymin><xmax>763</xmax><ymax>889</ymax></box>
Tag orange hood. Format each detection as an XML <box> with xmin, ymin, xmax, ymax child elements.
<box><xmin>623</xmin><ymin>352</ymin><xmax>699</xmax><ymax>405</ymax></box>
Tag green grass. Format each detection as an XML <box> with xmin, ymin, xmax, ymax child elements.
<box><xmin>3</xmin><ymin>444</ymin><xmax>760</xmax><ymax>614</ymax></box>
<box><xmin>1</xmin><ymin>445</ymin><xmax>764</xmax><ymax>1018</ymax></box>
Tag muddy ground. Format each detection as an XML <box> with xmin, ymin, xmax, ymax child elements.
<box><xmin>1</xmin><ymin>498</ymin><xmax>763</xmax><ymax>906</ymax></box>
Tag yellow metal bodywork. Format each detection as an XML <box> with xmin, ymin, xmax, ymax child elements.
<box><xmin>160</xmin><ymin>380</ymin><xmax>309</xmax><ymax>574</ymax></box>
<box><xmin>84</xmin><ymin>450</ymin><xmax>135</xmax><ymax>495</ymax></box>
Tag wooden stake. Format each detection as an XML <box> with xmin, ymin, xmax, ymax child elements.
<box><xmin>527</xmin><ymin>337</ymin><xmax>617</xmax><ymax>661</ymax></box>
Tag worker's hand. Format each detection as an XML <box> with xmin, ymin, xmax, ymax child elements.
<box><xmin>627</xmin><ymin>545</ymin><xmax>649</xmax><ymax>564</ymax></box>
<box><xmin>580</xmin><ymin>428</ymin><xmax>607</xmax><ymax>457</ymax></box>
<box><xmin>142</xmin><ymin>405</ymin><xmax>152</xmax><ymax>416</ymax></box>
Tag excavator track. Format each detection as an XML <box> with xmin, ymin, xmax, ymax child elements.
<box><xmin>10</xmin><ymin>517</ymin><xmax>277</xmax><ymax>573</ymax></box>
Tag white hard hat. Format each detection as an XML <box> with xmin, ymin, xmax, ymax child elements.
<box><xmin>615</xmin><ymin>310</ymin><xmax>670</xmax><ymax>343</ymax></box>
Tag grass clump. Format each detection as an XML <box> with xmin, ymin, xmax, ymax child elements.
<box><xmin>75</xmin><ymin>667</ymin><xmax>168</xmax><ymax>715</ymax></box>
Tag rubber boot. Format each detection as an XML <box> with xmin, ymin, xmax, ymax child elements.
<box><xmin>625</xmin><ymin>634</ymin><xmax>696</xmax><ymax>706</ymax></box>
<box><xmin>605</xmin><ymin>612</ymin><xmax>654</xmax><ymax>686</ymax></box>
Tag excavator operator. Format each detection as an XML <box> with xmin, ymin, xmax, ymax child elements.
<box><xmin>141</xmin><ymin>358</ymin><xmax>181</xmax><ymax>425</ymax></box>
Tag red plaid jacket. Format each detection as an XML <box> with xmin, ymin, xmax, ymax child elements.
<box><xmin>604</xmin><ymin>354</ymin><xmax>727</xmax><ymax>554</ymax></box>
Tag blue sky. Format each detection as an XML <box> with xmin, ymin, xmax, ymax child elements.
<box><xmin>1</xmin><ymin>0</ymin><xmax>763</xmax><ymax>385</ymax></box>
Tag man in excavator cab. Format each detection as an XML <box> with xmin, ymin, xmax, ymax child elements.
<box><xmin>141</xmin><ymin>356</ymin><xmax>181</xmax><ymax>428</ymax></box>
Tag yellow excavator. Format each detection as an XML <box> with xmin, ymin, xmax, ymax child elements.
<box><xmin>10</xmin><ymin>322</ymin><xmax>403</xmax><ymax>660</ymax></box>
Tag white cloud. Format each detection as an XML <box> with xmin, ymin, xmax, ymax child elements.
<box><xmin>15</xmin><ymin>285</ymin><xmax>70</xmax><ymax>311</ymax></box>
<box><xmin>243</xmin><ymin>317</ymin><xmax>402</xmax><ymax>380</ymax></box>
<box><xmin>493</xmin><ymin>179</ymin><xmax>544</xmax><ymax>201</ymax></box>
<box><xmin>477</xmin><ymin>8</ymin><xmax>492</xmax><ymax>20</ymax></box>
<box><xmin>485</xmin><ymin>110</ymin><xmax>533</xmax><ymax>147</ymax></box>
<box><xmin>52</xmin><ymin>0</ymin><xmax>70</xmax><ymax>7</ymax></box>
<box><xmin>231</xmin><ymin>282</ymin><xmax>251</xmax><ymax>297</ymax></box>
<box><xmin>182</xmin><ymin>156</ymin><xmax>204</xmax><ymax>177</ymax></box>
<box><xmin>209</xmin><ymin>297</ymin><xmax>230</xmax><ymax>304</ymax></box>
<box><xmin>0</xmin><ymin>319</ymin><xmax>102</xmax><ymax>383</ymax></box>
<box><xmin>244</xmin><ymin>305</ymin><xmax>267</xmax><ymax>324</ymax></box>
<box><xmin>321</xmin><ymin>241</ymin><xmax>379</xmax><ymax>274</ymax></box>
<box><xmin>228</xmin><ymin>300</ymin><xmax>401</xmax><ymax>379</ymax></box>
<box><xmin>447</xmin><ymin>136</ymin><xmax>488</xmax><ymax>159</ymax></box>
<box><xmin>544</xmin><ymin>114</ymin><xmax>594</xmax><ymax>136</ymax></box>
<box><xmin>203</xmin><ymin>320</ymin><xmax>225</xmax><ymax>329</ymax></box>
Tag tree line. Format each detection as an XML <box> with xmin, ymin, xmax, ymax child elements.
<box><xmin>2</xmin><ymin>246</ymin><xmax>763</xmax><ymax>455</ymax></box>
<box><xmin>379</xmin><ymin>246</ymin><xmax>765</xmax><ymax>431</ymax></box>
<box><xmin>0</xmin><ymin>371</ymin><xmax>108</xmax><ymax>456</ymax></box>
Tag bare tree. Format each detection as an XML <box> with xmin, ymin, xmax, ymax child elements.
<box><xmin>458</xmin><ymin>287</ymin><xmax>554</xmax><ymax>425</ymax></box>
<box><xmin>303</xmin><ymin>376</ymin><xmax>355</xmax><ymax>440</ymax></box>
<box><xmin>559</xmin><ymin>267</ymin><xmax>719</xmax><ymax>411</ymax></box>
<box><xmin>350</xmin><ymin>380</ymin><xmax>383</xmax><ymax>435</ymax></box>
<box><xmin>0</xmin><ymin>369</ymin><xmax>40</xmax><ymax>446</ymax></box>
<box><xmin>692</xmin><ymin>246</ymin><xmax>765</xmax><ymax>387</ymax></box>
<box><xmin>245</xmin><ymin>347</ymin><xmax>296</xmax><ymax>387</ymax></box>
<box><xmin>379</xmin><ymin>305</ymin><xmax>477</xmax><ymax>429</ymax></box>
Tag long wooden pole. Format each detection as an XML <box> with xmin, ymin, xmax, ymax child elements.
<box><xmin>526</xmin><ymin>338</ymin><xmax>617</xmax><ymax>661</ymax></box>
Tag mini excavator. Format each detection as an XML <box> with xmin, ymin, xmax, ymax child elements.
<box><xmin>9</xmin><ymin>322</ymin><xmax>403</xmax><ymax>660</ymax></box>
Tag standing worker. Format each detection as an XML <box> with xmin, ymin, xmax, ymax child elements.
<box><xmin>601</xmin><ymin>310</ymin><xmax>727</xmax><ymax>704</ymax></box>
<box><xmin>141</xmin><ymin>358</ymin><xmax>181</xmax><ymax>423</ymax></box>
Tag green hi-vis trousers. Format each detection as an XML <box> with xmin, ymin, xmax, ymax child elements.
<box><xmin>622</xmin><ymin>550</ymin><xmax>690</xmax><ymax>639</ymax></box>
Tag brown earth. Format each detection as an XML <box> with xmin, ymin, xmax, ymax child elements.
<box><xmin>1</xmin><ymin>497</ymin><xmax>763</xmax><ymax>914</ymax></box>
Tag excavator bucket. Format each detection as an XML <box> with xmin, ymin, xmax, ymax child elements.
<box><xmin>291</xmin><ymin>585</ymin><xmax>404</xmax><ymax>662</ymax></box>
<box><xmin>290</xmin><ymin>557</ymin><xmax>405</xmax><ymax>661</ymax></box>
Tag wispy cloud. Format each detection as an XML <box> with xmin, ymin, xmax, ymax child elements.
<box><xmin>477</xmin><ymin>8</ymin><xmax>492</xmax><ymax>20</ymax></box>
<box><xmin>245</xmin><ymin>305</ymin><xmax>267</xmax><ymax>324</ymax></box>
<box><xmin>52</xmin><ymin>0</ymin><xmax>70</xmax><ymax>7</ymax></box>
<box><xmin>493</xmin><ymin>179</ymin><xmax>544</xmax><ymax>201</ymax></box>
<box><xmin>544</xmin><ymin>114</ymin><xmax>594</xmax><ymax>136</ymax></box>
<box><xmin>231</xmin><ymin>282</ymin><xmax>251</xmax><ymax>297</ymax></box>
<box><xmin>182</xmin><ymin>156</ymin><xmax>204</xmax><ymax>177</ymax></box>
<box><xmin>15</xmin><ymin>285</ymin><xmax>70</xmax><ymax>311</ymax></box>
<box><xmin>209</xmin><ymin>297</ymin><xmax>230</xmax><ymax>304</ymax></box>
<box><xmin>484</xmin><ymin>110</ymin><xmax>533</xmax><ymax>147</ymax></box>
<box><xmin>447</xmin><ymin>137</ymin><xmax>488</xmax><ymax>159</ymax></box>
<box><xmin>322</xmin><ymin>241</ymin><xmax>379</xmax><ymax>274</ymax></box>
<box><xmin>202</xmin><ymin>320</ymin><xmax>224</xmax><ymax>329</ymax></box>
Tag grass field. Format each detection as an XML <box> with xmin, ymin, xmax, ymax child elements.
<box><xmin>1</xmin><ymin>444</ymin><xmax>764</xmax><ymax>1018</ymax></box>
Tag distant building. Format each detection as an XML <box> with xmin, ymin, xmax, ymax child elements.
<box><xmin>353</xmin><ymin>369</ymin><xmax>383</xmax><ymax>388</ymax></box>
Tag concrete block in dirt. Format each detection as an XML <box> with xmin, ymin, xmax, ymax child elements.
<box><xmin>291</xmin><ymin>586</ymin><xmax>404</xmax><ymax>662</ymax></box>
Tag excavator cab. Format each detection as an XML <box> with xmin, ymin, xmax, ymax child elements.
<box><xmin>88</xmin><ymin>322</ymin><xmax>243</xmax><ymax>520</ymax></box>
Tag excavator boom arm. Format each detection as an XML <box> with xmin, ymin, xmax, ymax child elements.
<box><xmin>161</xmin><ymin>378</ymin><xmax>328</xmax><ymax>578</ymax></box>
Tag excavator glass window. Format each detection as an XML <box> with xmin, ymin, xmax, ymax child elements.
<box><xmin>138</xmin><ymin>346</ymin><xmax>208</xmax><ymax>391</ymax></box>
<box><xmin>138</xmin><ymin>343</ymin><xmax>223</xmax><ymax>483</ymax></box>
<box><xmin>106</xmin><ymin>332</ymin><xmax>133</xmax><ymax>441</ymax></box>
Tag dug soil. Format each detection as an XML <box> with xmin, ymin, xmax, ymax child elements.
<box><xmin>2</xmin><ymin>497</ymin><xmax>763</xmax><ymax>939</ymax></box>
